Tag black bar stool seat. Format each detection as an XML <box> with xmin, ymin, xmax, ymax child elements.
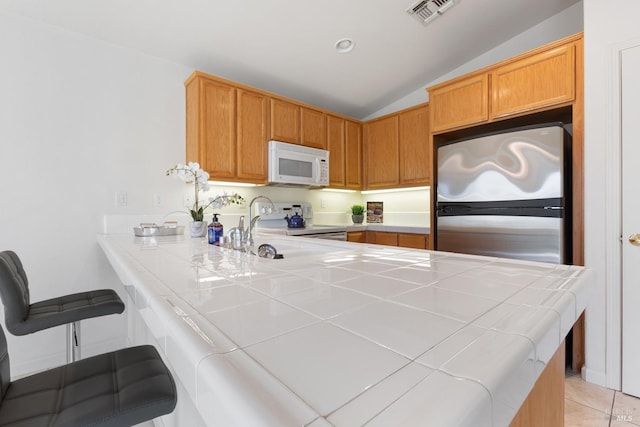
<box><xmin>0</xmin><ymin>332</ymin><xmax>177</xmax><ymax>426</ymax></box>
<box><xmin>6</xmin><ymin>289</ymin><xmax>124</xmax><ymax>336</ymax></box>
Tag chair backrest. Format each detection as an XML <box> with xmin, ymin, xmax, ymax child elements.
<box><xmin>0</xmin><ymin>251</ymin><xmax>31</xmax><ymax>335</ymax></box>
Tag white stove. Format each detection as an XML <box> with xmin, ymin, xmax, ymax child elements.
<box><xmin>253</xmin><ymin>202</ymin><xmax>348</xmax><ymax>241</ymax></box>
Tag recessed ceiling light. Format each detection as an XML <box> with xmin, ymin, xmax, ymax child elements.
<box><xmin>335</xmin><ymin>38</ymin><xmax>355</xmax><ymax>54</ymax></box>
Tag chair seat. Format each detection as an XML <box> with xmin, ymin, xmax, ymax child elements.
<box><xmin>0</xmin><ymin>345</ymin><xmax>177</xmax><ymax>427</ymax></box>
<box><xmin>9</xmin><ymin>290</ymin><xmax>125</xmax><ymax>336</ymax></box>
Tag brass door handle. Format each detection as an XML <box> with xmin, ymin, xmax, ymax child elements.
<box><xmin>630</xmin><ymin>234</ymin><xmax>640</xmax><ymax>246</ymax></box>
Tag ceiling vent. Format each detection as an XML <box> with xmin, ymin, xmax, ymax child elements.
<box><xmin>406</xmin><ymin>0</ymin><xmax>455</xmax><ymax>26</ymax></box>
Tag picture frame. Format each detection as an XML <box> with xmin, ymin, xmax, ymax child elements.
<box><xmin>366</xmin><ymin>201</ymin><xmax>383</xmax><ymax>223</ymax></box>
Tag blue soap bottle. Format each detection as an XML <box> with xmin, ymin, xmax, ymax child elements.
<box><xmin>208</xmin><ymin>213</ymin><xmax>223</xmax><ymax>245</ymax></box>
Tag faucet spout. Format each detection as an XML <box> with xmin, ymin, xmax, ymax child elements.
<box><xmin>244</xmin><ymin>196</ymin><xmax>275</xmax><ymax>251</ymax></box>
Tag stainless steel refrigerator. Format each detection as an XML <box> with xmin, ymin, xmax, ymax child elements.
<box><xmin>435</xmin><ymin>123</ymin><xmax>572</xmax><ymax>264</ymax></box>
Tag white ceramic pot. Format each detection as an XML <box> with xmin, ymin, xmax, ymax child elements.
<box><xmin>189</xmin><ymin>221</ymin><xmax>207</xmax><ymax>238</ymax></box>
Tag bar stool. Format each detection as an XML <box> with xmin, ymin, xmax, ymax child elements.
<box><xmin>0</xmin><ymin>321</ymin><xmax>177</xmax><ymax>426</ymax></box>
<box><xmin>0</xmin><ymin>250</ymin><xmax>125</xmax><ymax>362</ymax></box>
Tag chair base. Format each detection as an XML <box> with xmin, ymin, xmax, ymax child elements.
<box><xmin>66</xmin><ymin>321</ymin><xmax>80</xmax><ymax>363</ymax></box>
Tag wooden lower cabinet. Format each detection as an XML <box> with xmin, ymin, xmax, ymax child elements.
<box><xmin>398</xmin><ymin>233</ymin><xmax>428</xmax><ymax>249</ymax></box>
<box><xmin>369</xmin><ymin>231</ymin><xmax>399</xmax><ymax>246</ymax></box>
<box><xmin>509</xmin><ymin>342</ymin><xmax>565</xmax><ymax>427</ymax></box>
<box><xmin>347</xmin><ymin>231</ymin><xmax>366</xmax><ymax>243</ymax></box>
<box><xmin>348</xmin><ymin>231</ymin><xmax>429</xmax><ymax>249</ymax></box>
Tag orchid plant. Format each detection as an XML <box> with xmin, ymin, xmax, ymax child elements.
<box><xmin>166</xmin><ymin>162</ymin><xmax>244</xmax><ymax>221</ymax></box>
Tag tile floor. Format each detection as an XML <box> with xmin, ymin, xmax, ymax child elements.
<box><xmin>566</xmin><ymin>371</ymin><xmax>640</xmax><ymax>426</ymax></box>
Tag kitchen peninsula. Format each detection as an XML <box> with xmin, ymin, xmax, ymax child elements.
<box><xmin>98</xmin><ymin>233</ymin><xmax>594</xmax><ymax>427</ymax></box>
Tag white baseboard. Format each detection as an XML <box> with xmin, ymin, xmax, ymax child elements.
<box><xmin>582</xmin><ymin>366</ymin><xmax>610</xmax><ymax>389</ymax></box>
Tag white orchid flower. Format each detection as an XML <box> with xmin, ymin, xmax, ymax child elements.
<box><xmin>167</xmin><ymin>162</ymin><xmax>243</xmax><ymax>222</ymax></box>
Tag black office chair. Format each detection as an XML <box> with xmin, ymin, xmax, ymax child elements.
<box><xmin>0</xmin><ymin>321</ymin><xmax>177</xmax><ymax>426</ymax></box>
<box><xmin>0</xmin><ymin>250</ymin><xmax>125</xmax><ymax>362</ymax></box>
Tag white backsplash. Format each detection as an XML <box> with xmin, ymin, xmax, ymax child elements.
<box><xmin>102</xmin><ymin>185</ymin><xmax>431</xmax><ymax>234</ymax></box>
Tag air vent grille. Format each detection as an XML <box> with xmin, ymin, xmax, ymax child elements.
<box><xmin>406</xmin><ymin>0</ymin><xmax>455</xmax><ymax>25</ymax></box>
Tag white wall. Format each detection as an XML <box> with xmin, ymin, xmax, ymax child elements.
<box><xmin>364</xmin><ymin>2</ymin><xmax>584</xmax><ymax>120</ymax></box>
<box><xmin>0</xmin><ymin>11</ymin><xmax>192</xmax><ymax>375</ymax></box>
<box><xmin>582</xmin><ymin>0</ymin><xmax>640</xmax><ymax>389</ymax></box>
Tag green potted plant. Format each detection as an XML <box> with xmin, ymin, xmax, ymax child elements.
<box><xmin>351</xmin><ymin>204</ymin><xmax>365</xmax><ymax>224</ymax></box>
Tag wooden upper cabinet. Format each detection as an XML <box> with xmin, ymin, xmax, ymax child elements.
<box><xmin>236</xmin><ymin>89</ymin><xmax>269</xmax><ymax>183</ymax></box>
<box><xmin>300</xmin><ymin>107</ymin><xmax>327</xmax><ymax>149</ymax></box>
<box><xmin>327</xmin><ymin>115</ymin><xmax>346</xmax><ymax>187</ymax></box>
<box><xmin>327</xmin><ymin>116</ymin><xmax>362</xmax><ymax>189</ymax></box>
<box><xmin>185</xmin><ymin>70</ymin><xmax>361</xmax><ymax>185</ymax></box>
<box><xmin>429</xmin><ymin>74</ymin><xmax>489</xmax><ymax>133</ymax></box>
<box><xmin>491</xmin><ymin>43</ymin><xmax>575</xmax><ymax>119</ymax></box>
<box><xmin>345</xmin><ymin>120</ymin><xmax>362</xmax><ymax>189</ymax></box>
<box><xmin>399</xmin><ymin>104</ymin><xmax>430</xmax><ymax>185</ymax></box>
<box><xmin>428</xmin><ymin>34</ymin><xmax>581</xmax><ymax>133</ymax></box>
<box><xmin>270</xmin><ymin>98</ymin><xmax>299</xmax><ymax>144</ymax></box>
<box><xmin>364</xmin><ymin>115</ymin><xmax>399</xmax><ymax>189</ymax></box>
<box><xmin>185</xmin><ymin>75</ymin><xmax>237</xmax><ymax>179</ymax></box>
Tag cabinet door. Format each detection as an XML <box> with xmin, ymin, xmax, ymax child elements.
<box><xmin>399</xmin><ymin>104</ymin><xmax>430</xmax><ymax>185</ymax></box>
<box><xmin>301</xmin><ymin>107</ymin><xmax>327</xmax><ymax>149</ymax></box>
<box><xmin>372</xmin><ymin>231</ymin><xmax>399</xmax><ymax>246</ymax></box>
<box><xmin>237</xmin><ymin>89</ymin><xmax>269</xmax><ymax>183</ymax></box>
<box><xmin>491</xmin><ymin>44</ymin><xmax>575</xmax><ymax>119</ymax></box>
<box><xmin>270</xmin><ymin>98</ymin><xmax>299</xmax><ymax>144</ymax></box>
<box><xmin>398</xmin><ymin>233</ymin><xmax>427</xmax><ymax>249</ymax></box>
<box><xmin>186</xmin><ymin>77</ymin><xmax>236</xmax><ymax>179</ymax></box>
<box><xmin>429</xmin><ymin>74</ymin><xmax>489</xmax><ymax>133</ymax></box>
<box><xmin>327</xmin><ymin>115</ymin><xmax>346</xmax><ymax>187</ymax></box>
<box><xmin>364</xmin><ymin>116</ymin><xmax>399</xmax><ymax>189</ymax></box>
<box><xmin>347</xmin><ymin>231</ymin><xmax>366</xmax><ymax>243</ymax></box>
<box><xmin>345</xmin><ymin>120</ymin><xmax>362</xmax><ymax>190</ymax></box>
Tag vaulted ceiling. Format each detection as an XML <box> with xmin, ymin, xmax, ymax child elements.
<box><xmin>0</xmin><ymin>0</ymin><xmax>582</xmax><ymax>119</ymax></box>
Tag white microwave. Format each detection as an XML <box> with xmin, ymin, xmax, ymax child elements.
<box><xmin>268</xmin><ymin>140</ymin><xmax>329</xmax><ymax>187</ymax></box>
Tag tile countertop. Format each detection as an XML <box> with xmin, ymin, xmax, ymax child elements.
<box><xmin>98</xmin><ymin>233</ymin><xmax>594</xmax><ymax>427</ymax></box>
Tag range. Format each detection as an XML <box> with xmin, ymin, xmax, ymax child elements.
<box><xmin>253</xmin><ymin>202</ymin><xmax>347</xmax><ymax>241</ymax></box>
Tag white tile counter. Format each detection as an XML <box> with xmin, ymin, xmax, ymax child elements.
<box><xmin>98</xmin><ymin>233</ymin><xmax>594</xmax><ymax>427</ymax></box>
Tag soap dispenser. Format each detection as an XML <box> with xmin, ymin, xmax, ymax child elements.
<box><xmin>208</xmin><ymin>213</ymin><xmax>223</xmax><ymax>246</ymax></box>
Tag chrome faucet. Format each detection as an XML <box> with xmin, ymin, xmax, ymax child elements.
<box><xmin>243</xmin><ymin>196</ymin><xmax>275</xmax><ymax>251</ymax></box>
